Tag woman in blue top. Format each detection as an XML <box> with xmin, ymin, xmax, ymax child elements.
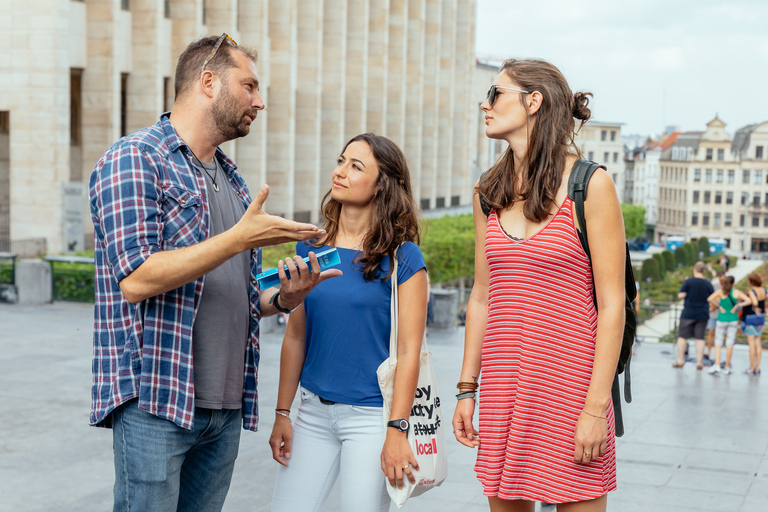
<box><xmin>269</xmin><ymin>133</ymin><xmax>428</xmax><ymax>512</ymax></box>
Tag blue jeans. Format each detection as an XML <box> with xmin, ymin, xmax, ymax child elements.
<box><xmin>271</xmin><ymin>387</ymin><xmax>389</xmax><ymax>512</ymax></box>
<box><xmin>112</xmin><ymin>400</ymin><xmax>242</xmax><ymax>512</ymax></box>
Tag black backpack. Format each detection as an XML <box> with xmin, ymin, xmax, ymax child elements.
<box><xmin>478</xmin><ymin>159</ymin><xmax>637</xmax><ymax>436</ymax></box>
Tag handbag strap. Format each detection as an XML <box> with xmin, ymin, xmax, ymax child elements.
<box><xmin>389</xmin><ymin>246</ymin><xmax>428</xmax><ymax>363</ymax></box>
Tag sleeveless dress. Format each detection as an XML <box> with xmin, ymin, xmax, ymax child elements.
<box><xmin>475</xmin><ymin>197</ymin><xmax>617</xmax><ymax>503</ymax></box>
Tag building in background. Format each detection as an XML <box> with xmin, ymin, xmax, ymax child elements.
<box><xmin>574</xmin><ymin>120</ymin><xmax>624</xmax><ymax>201</ymax></box>
<box><xmin>0</xmin><ymin>0</ymin><xmax>478</xmax><ymax>255</ymax></box>
<box><xmin>656</xmin><ymin>116</ymin><xmax>768</xmax><ymax>255</ymax></box>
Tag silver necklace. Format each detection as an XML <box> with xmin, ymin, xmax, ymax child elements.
<box><xmin>187</xmin><ymin>147</ymin><xmax>219</xmax><ymax>192</ymax></box>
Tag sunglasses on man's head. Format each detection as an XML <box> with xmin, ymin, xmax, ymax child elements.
<box><xmin>201</xmin><ymin>33</ymin><xmax>239</xmax><ymax>74</ymax></box>
<box><xmin>486</xmin><ymin>85</ymin><xmax>529</xmax><ymax>106</ymax></box>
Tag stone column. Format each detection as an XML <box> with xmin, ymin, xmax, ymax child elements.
<box><xmin>404</xmin><ymin>0</ymin><xmax>424</xmax><ymax>202</ymax></box>
<box><xmin>266</xmin><ymin>0</ymin><xmax>297</xmax><ymax>218</ymax></box>
<box><xmin>319</xmin><ymin>0</ymin><xmax>348</xmax><ymax>206</ymax></box>
<box><xmin>366</xmin><ymin>0</ymin><xmax>388</xmax><ymax>136</ymax></box>
<box><xmin>129</xmin><ymin>1</ymin><xmax>166</xmax><ymax>132</ymax></box>
<box><xmin>344</xmin><ymin>0</ymin><xmax>369</xmax><ymax>141</ymax></box>
<box><xmin>419</xmin><ymin>0</ymin><xmax>441</xmax><ymax>210</ymax></box>
<box><xmin>169</xmin><ymin>0</ymin><xmax>200</xmax><ymax>71</ymax></box>
<box><xmin>294</xmin><ymin>1</ymin><xmax>323</xmax><ymax>222</ymax></box>
<box><xmin>452</xmin><ymin>0</ymin><xmax>474</xmax><ymax>205</ymax></box>
<box><xmin>436</xmin><ymin>0</ymin><xmax>456</xmax><ymax>208</ymax></box>
<box><xmin>237</xmin><ymin>0</ymin><xmax>270</xmax><ymax>194</ymax></box>
<box><xmin>386</xmin><ymin>0</ymin><xmax>408</xmax><ymax>147</ymax></box>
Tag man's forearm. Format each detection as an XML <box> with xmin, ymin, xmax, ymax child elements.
<box><xmin>119</xmin><ymin>229</ymin><xmax>246</xmax><ymax>304</ymax></box>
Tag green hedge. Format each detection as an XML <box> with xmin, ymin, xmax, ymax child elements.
<box><xmin>0</xmin><ymin>263</ymin><xmax>12</xmax><ymax>284</ymax></box>
<box><xmin>51</xmin><ymin>264</ymin><xmax>94</xmax><ymax>302</ymax></box>
<box><xmin>662</xmin><ymin>250</ymin><xmax>675</xmax><ymax>272</ymax></box>
<box><xmin>697</xmin><ymin>237</ymin><xmax>710</xmax><ymax>258</ymax></box>
<box><xmin>674</xmin><ymin>246</ymin><xmax>688</xmax><ymax>267</ymax></box>
<box><xmin>641</xmin><ymin>258</ymin><xmax>660</xmax><ymax>283</ymax></box>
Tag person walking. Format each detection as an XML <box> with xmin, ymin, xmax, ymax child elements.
<box><xmin>89</xmin><ymin>35</ymin><xmax>339</xmax><ymax>512</ymax></box>
<box><xmin>673</xmin><ymin>262</ymin><xmax>715</xmax><ymax>370</ymax></box>
<box><xmin>708</xmin><ymin>276</ymin><xmax>751</xmax><ymax>375</ymax></box>
<box><xmin>452</xmin><ymin>59</ymin><xmax>626</xmax><ymax>512</ymax></box>
<box><xmin>741</xmin><ymin>273</ymin><xmax>766</xmax><ymax>375</ymax></box>
<box><xmin>269</xmin><ymin>134</ymin><xmax>428</xmax><ymax>512</ymax></box>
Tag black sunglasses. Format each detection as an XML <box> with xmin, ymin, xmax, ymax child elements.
<box><xmin>486</xmin><ymin>85</ymin><xmax>529</xmax><ymax>106</ymax></box>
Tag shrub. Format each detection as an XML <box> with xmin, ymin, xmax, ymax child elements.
<box><xmin>641</xmin><ymin>258</ymin><xmax>660</xmax><ymax>283</ymax></box>
<box><xmin>697</xmin><ymin>237</ymin><xmax>710</xmax><ymax>258</ymax></box>
<box><xmin>420</xmin><ymin>214</ymin><xmax>475</xmax><ymax>284</ymax></box>
<box><xmin>653</xmin><ymin>253</ymin><xmax>666</xmax><ymax>275</ymax></box>
<box><xmin>684</xmin><ymin>243</ymin><xmax>697</xmax><ymax>265</ymax></box>
<box><xmin>674</xmin><ymin>246</ymin><xmax>688</xmax><ymax>267</ymax></box>
<box><xmin>662</xmin><ymin>250</ymin><xmax>675</xmax><ymax>272</ymax></box>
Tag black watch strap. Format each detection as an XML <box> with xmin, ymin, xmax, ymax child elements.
<box><xmin>387</xmin><ymin>418</ymin><xmax>409</xmax><ymax>432</ymax></box>
<box><xmin>270</xmin><ymin>292</ymin><xmax>293</xmax><ymax>314</ymax></box>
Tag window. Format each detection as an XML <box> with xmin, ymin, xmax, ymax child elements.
<box><xmin>601</xmin><ymin>130</ymin><xmax>607</xmax><ymax>141</ymax></box>
<box><xmin>120</xmin><ymin>73</ymin><xmax>129</xmax><ymax>137</ymax></box>
<box><xmin>717</xmin><ymin>148</ymin><xmax>724</xmax><ymax>161</ymax></box>
<box><xmin>705</xmin><ymin>169</ymin><xmax>712</xmax><ymax>183</ymax></box>
<box><xmin>757</xmin><ymin>146</ymin><xmax>764</xmax><ymax>159</ymax></box>
<box><xmin>611</xmin><ymin>131</ymin><xmax>616</xmax><ymax>141</ymax></box>
<box><xmin>728</xmin><ymin>169</ymin><xmax>735</xmax><ymax>183</ymax></box>
<box><xmin>714</xmin><ymin>212</ymin><xmax>721</xmax><ymax>227</ymax></box>
<box><xmin>765</xmin><ymin>192</ymin><xmax>768</xmax><ymax>206</ymax></box>
<box><xmin>716</xmin><ymin>169</ymin><xmax>723</xmax><ymax>183</ymax></box>
<box><xmin>604</xmin><ymin>152</ymin><xmax>609</xmax><ymax>162</ymax></box>
<box><xmin>694</xmin><ymin>168</ymin><xmax>701</xmax><ymax>182</ymax></box>
<box><xmin>715</xmin><ymin>191</ymin><xmax>722</xmax><ymax>204</ymax></box>
<box><xmin>741</xmin><ymin>192</ymin><xmax>749</xmax><ymax>205</ymax></box>
<box><xmin>692</xmin><ymin>212</ymin><xmax>699</xmax><ymax>225</ymax></box>
<box><xmin>727</xmin><ymin>191</ymin><xmax>733</xmax><ymax>204</ymax></box>
<box><xmin>740</xmin><ymin>214</ymin><xmax>745</xmax><ymax>227</ymax></box>
<box><xmin>693</xmin><ymin>191</ymin><xmax>700</xmax><ymax>204</ymax></box>
<box><xmin>706</xmin><ymin>148</ymin><xmax>713</xmax><ymax>161</ymax></box>
<box><xmin>613</xmin><ymin>152</ymin><xmax>619</xmax><ymax>163</ymax></box>
<box><xmin>165</xmin><ymin>0</ymin><xmax>171</xmax><ymax>18</ymax></box>
<box><xmin>753</xmin><ymin>215</ymin><xmax>760</xmax><ymax>228</ymax></box>
<box><xmin>765</xmin><ymin>215</ymin><xmax>768</xmax><ymax>228</ymax></box>
<box><xmin>202</xmin><ymin>0</ymin><xmax>207</xmax><ymax>24</ymax></box>
<box><xmin>704</xmin><ymin>191</ymin><xmax>711</xmax><ymax>204</ymax></box>
<box><xmin>725</xmin><ymin>213</ymin><xmax>732</xmax><ymax>227</ymax></box>
<box><xmin>70</xmin><ymin>69</ymin><xmax>82</xmax><ymax>146</ymax></box>
<box><xmin>743</xmin><ymin>170</ymin><xmax>750</xmax><ymax>184</ymax></box>
<box><xmin>754</xmin><ymin>170</ymin><xmax>763</xmax><ymax>184</ymax></box>
<box><xmin>754</xmin><ymin>193</ymin><xmax>760</xmax><ymax>207</ymax></box>
<box><xmin>121</xmin><ymin>0</ymin><xmax>130</xmax><ymax>10</ymax></box>
<box><xmin>702</xmin><ymin>213</ymin><xmax>710</xmax><ymax>226</ymax></box>
<box><xmin>163</xmin><ymin>77</ymin><xmax>172</xmax><ymax>112</ymax></box>
<box><xmin>588</xmin><ymin>151</ymin><xmax>594</xmax><ymax>161</ymax></box>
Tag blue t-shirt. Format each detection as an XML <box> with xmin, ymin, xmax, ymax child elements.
<box><xmin>296</xmin><ymin>241</ymin><xmax>426</xmax><ymax>407</ymax></box>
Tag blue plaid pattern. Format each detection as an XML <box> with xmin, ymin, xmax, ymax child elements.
<box><xmin>89</xmin><ymin>114</ymin><xmax>262</xmax><ymax>432</ymax></box>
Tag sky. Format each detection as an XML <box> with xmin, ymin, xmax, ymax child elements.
<box><xmin>475</xmin><ymin>0</ymin><xmax>768</xmax><ymax>139</ymax></box>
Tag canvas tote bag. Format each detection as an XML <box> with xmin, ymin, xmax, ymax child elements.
<box><xmin>376</xmin><ymin>248</ymin><xmax>447</xmax><ymax>508</ymax></box>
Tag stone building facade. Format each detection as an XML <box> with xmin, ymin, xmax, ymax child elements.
<box><xmin>0</xmin><ymin>0</ymin><xmax>478</xmax><ymax>254</ymax></box>
<box><xmin>574</xmin><ymin>120</ymin><xmax>624</xmax><ymax>201</ymax></box>
<box><xmin>656</xmin><ymin>116</ymin><xmax>768</xmax><ymax>254</ymax></box>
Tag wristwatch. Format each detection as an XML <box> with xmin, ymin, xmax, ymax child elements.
<box><xmin>269</xmin><ymin>291</ymin><xmax>297</xmax><ymax>314</ymax></box>
<box><xmin>387</xmin><ymin>418</ymin><xmax>410</xmax><ymax>432</ymax></box>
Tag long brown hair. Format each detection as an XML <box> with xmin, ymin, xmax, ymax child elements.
<box><xmin>720</xmin><ymin>275</ymin><xmax>735</xmax><ymax>296</ymax></box>
<box><xmin>477</xmin><ymin>59</ymin><xmax>592</xmax><ymax>221</ymax></box>
<box><xmin>315</xmin><ymin>133</ymin><xmax>421</xmax><ymax>281</ymax></box>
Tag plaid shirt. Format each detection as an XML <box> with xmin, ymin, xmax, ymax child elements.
<box><xmin>89</xmin><ymin>113</ymin><xmax>262</xmax><ymax>432</ymax></box>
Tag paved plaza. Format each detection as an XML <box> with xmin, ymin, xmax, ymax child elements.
<box><xmin>1</xmin><ymin>291</ymin><xmax>767</xmax><ymax>511</ymax></box>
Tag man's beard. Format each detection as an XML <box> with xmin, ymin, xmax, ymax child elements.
<box><xmin>211</xmin><ymin>82</ymin><xmax>253</xmax><ymax>141</ymax></box>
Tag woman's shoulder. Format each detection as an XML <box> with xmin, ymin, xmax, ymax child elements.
<box><xmin>399</xmin><ymin>241</ymin><xmax>424</xmax><ymax>259</ymax></box>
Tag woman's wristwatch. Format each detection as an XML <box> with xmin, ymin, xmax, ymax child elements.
<box><xmin>269</xmin><ymin>291</ymin><xmax>299</xmax><ymax>314</ymax></box>
<box><xmin>387</xmin><ymin>418</ymin><xmax>410</xmax><ymax>433</ymax></box>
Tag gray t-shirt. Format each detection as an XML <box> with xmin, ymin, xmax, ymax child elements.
<box><xmin>191</xmin><ymin>157</ymin><xmax>251</xmax><ymax>409</ymax></box>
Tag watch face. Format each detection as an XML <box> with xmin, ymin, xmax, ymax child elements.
<box><xmin>398</xmin><ymin>419</ymin><xmax>409</xmax><ymax>431</ymax></box>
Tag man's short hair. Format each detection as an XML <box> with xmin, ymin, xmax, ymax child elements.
<box><xmin>693</xmin><ymin>261</ymin><xmax>706</xmax><ymax>274</ymax></box>
<box><xmin>174</xmin><ymin>36</ymin><xmax>258</xmax><ymax>99</ymax></box>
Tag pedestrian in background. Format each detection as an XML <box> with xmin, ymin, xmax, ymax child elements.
<box><xmin>741</xmin><ymin>273</ymin><xmax>766</xmax><ymax>375</ymax></box>
<box><xmin>673</xmin><ymin>262</ymin><xmax>714</xmax><ymax>370</ymax></box>
<box><xmin>708</xmin><ymin>276</ymin><xmax>751</xmax><ymax>375</ymax></box>
<box><xmin>453</xmin><ymin>58</ymin><xmax>625</xmax><ymax>512</ymax></box>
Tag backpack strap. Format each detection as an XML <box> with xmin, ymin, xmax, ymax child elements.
<box><xmin>478</xmin><ymin>171</ymin><xmax>491</xmax><ymax>217</ymax></box>
<box><xmin>567</xmin><ymin>158</ymin><xmax>606</xmax><ymax>258</ymax></box>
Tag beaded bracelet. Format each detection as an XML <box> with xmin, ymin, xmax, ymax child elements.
<box><xmin>456</xmin><ymin>392</ymin><xmax>476</xmax><ymax>400</ymax></box>
<box><xmin>581</xmin><ymin>409</ymin><xmax>607</xmax><ymax>420</ymax></box>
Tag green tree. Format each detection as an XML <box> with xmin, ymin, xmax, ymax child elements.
<box><xmin>663</xmin><ymin>250</ymin><xmax>675</xmax><ymax>272</ymax></box>
<box><xmin>683</xmin><ymin>243</ymin><xmax>697</xmax><ymax>265</ymax></box>
<box><xmin>653</xmin><ymin>253</ymin><xmax>666</xmax><ymax>275</ymax></box>
<box><xmin>697</xmin><ymin>237</ymin><xmax>710</xmax><ymax>258</ymax></box>
<box><xmin>621</xmin><ymin>203</ymin><xmax>647</xmax><ymax>239</ymax></box>
<box><xmin>641</xmin><ymin>258</ymin><xmax>660</xmax><ymax>283</ymax></box>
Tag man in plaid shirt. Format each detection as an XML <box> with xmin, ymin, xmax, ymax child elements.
<box><xmin>89</xmin><ymin>35</ymin><xmax>341</xmax><ymax>512</ymax></box>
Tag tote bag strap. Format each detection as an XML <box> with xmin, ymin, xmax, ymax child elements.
<box><xmin>389</xmin><ymin>245</ymin><xmax>429</xmax><ymax>363</ymax></box>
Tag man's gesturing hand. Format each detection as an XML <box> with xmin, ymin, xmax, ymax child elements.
<box><xmin>232</xmin><ymin>185</ymin><xmax>325</xmax><ymax>250</ymax></box>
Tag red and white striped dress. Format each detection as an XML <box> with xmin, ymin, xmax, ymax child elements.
<box><xmin>475</xmin><ymin>197</ymin><xmax>617</xmax><ymax>503</ymax></box>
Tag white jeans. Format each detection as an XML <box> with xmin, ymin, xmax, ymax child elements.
<box><xmin>271</xmin><ymin>387</ymin><xmax>389</xmax><ymax>512</ymax></box>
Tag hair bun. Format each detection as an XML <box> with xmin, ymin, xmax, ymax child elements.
<box><xmin>572</xmin><ymin>91</ymin><xmax>592</xmax><ymax>122</ymax></box>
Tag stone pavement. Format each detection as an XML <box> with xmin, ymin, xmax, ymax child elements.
<box><xmin>1</xmin><ymin>301</ymin><xmax>767</xmax><ymax>512</ymax></box>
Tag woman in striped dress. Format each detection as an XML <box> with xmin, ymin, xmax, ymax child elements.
<box><xmin>451</xmin><ymin>59</ymin><xmax>627</xmax><ymax>512</ymax></box>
